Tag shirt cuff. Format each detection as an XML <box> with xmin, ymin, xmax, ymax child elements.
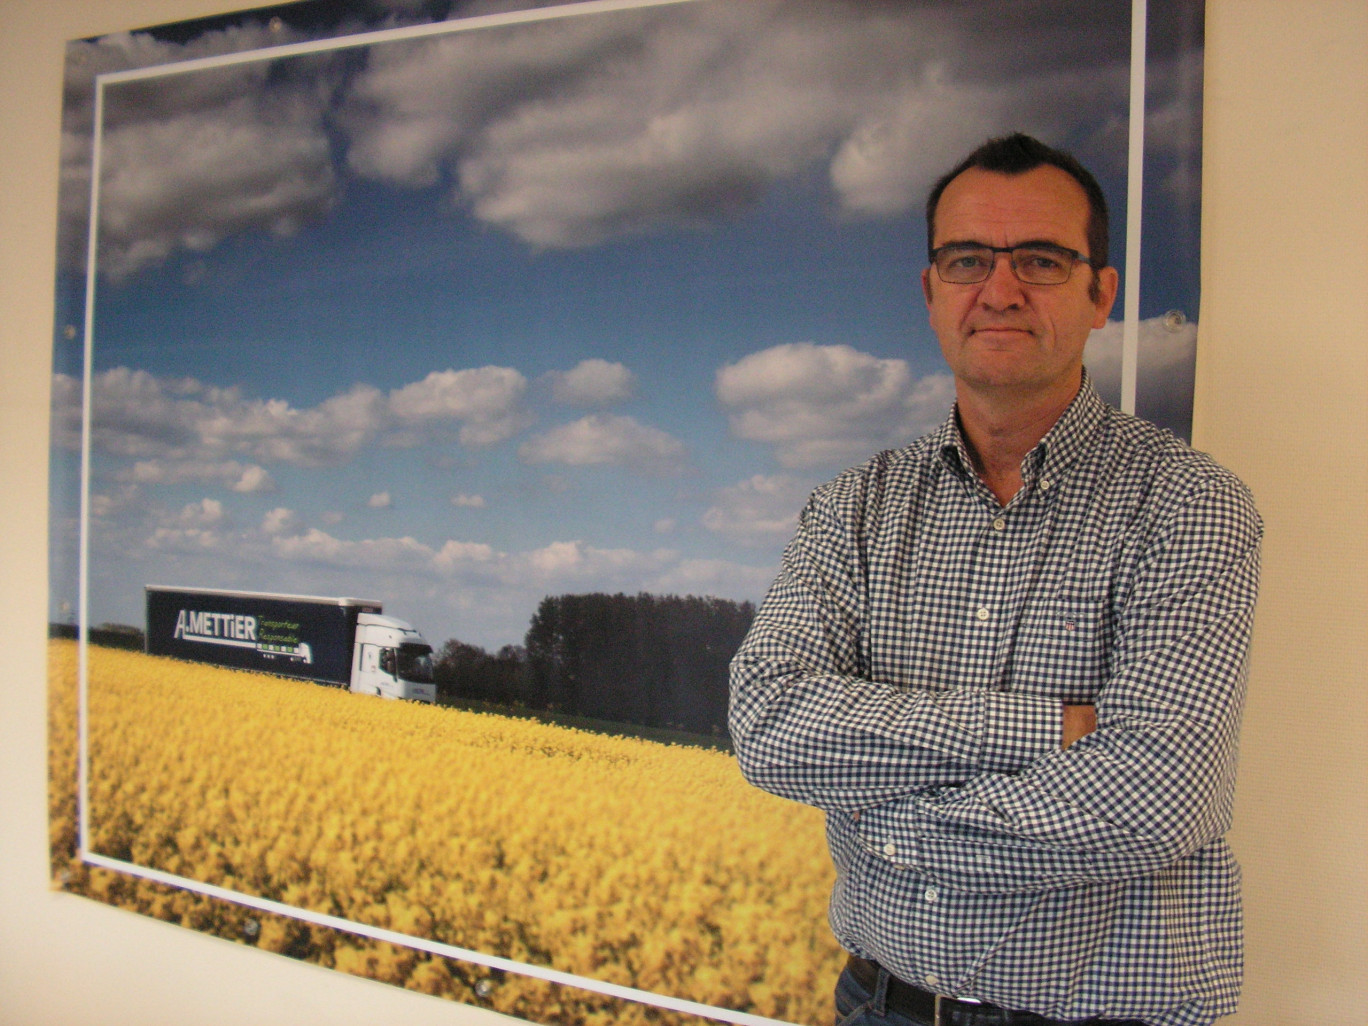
<box><xmin>978</xmin><ymin>689</ymin><xmax>1061</xmax><ymax>774</ymax></box>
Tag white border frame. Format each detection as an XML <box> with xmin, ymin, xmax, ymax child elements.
<box><xmin>73</xmin><ymin>2</ymin><xmax>1150</xmax><ymax>1023</ymax></box>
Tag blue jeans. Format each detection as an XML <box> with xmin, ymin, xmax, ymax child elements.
<box><xmin>833</xmin><ymin>962</ymin><xmax>1150</xmax><ymax>1026</ymax></box>
<box><xmin>834</xmin><ymin>962</ymin><xmax>919</xmax><ymax>1026</ymax></box>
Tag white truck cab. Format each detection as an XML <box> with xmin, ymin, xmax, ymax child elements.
<box><xmin>350</xmin><ymin>612</ymin><xmax>436</xmax><ymax>702</ymax></box>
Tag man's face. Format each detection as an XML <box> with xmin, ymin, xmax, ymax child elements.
<box><xmin>922</xmin><ymin>165</ymin><xmax>1118</xmax><ymax>404</ymax></box>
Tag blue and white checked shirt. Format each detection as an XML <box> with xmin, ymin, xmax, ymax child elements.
<box><xmin>730</xmin><ymin>379</ymin><xmax>1261</xmax><ymax>1026</ymax></box>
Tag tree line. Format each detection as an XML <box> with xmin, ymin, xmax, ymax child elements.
<box><xmin>49</xmin><ymin>622</ymin><xmax>145</xmax><ymax>650</ymax></box>
<box><xmin>434</xmin><ymin>592</ymin><xmax>755</xmax><ymax>737</ymax></box>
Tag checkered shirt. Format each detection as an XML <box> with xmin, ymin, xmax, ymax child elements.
<box><xmin>730</xmin><ymin>379</ymin><xmax>1261</xmax><ymax>1026</ymax></box>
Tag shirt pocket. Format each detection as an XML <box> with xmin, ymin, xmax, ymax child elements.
<box><xmin>1009</xmin><ymin>589</ymin><xmax>1112</xmax><ymax>702</ymax></box>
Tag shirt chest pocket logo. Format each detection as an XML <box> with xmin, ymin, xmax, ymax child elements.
<box><xmin>1012</xmin><ymin>592</ymin><xmax>1111</xmax><ymax>702</ymax></box>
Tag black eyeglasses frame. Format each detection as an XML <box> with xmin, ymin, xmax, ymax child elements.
<box><xmin>927</xmin><ymin>242</ymin><xmax>1095</xmax><ymax>286</ymax></box>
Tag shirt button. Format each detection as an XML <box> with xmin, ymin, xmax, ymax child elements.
<box><xmin>925</xmin><ymin>974</ymin><xmax>941</xmax><ymax>989</ymax></box>
<box><xmin>992</xmin><ymin>517</ymin><xmax>1006</xmax><ymax>532</ymax></box>
<box><xmin>924</xmin><ymin>887</ymin><xmax>939</xmax><ymax>902</ymax></box>
<box><xmin>1040</xmin><ymin>478</ymin><xmax>1052</xmax><ymax>491</ymax></box>
<box><xmin>975</xmin><ymin>606</ymin><xmax>990</xmax><ymax>621</ymax></box>
<box><xmin>882</xmin><ymin>842</ymin><xmax>897</xmax><ymax>857</ymax></box>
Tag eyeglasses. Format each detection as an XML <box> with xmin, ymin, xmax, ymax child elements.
<box><xmin>929</xmin><ymin>243</ymin><xmax>1093</xmax><ymax>286</ymax></box>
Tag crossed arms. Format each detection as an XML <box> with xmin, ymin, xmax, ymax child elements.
<box><xmin>728</xmin><ymin>472</ymin><xmax>1261</xmax><ymax>894</ymax></box>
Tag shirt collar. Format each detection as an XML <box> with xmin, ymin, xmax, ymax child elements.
<box><xmin>936</xmin><ymin>372</ymin><xmax>1109</xmax><ymax>488</ymax></box>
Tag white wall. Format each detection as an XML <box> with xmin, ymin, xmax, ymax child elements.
<box><xmin>1</xmin><ymin>1</ymin><xmax>1363</xmax><ymax>1023</ymax></box>
<box><xmin>1199</xmin><ymin>2</ymin><xmax>1368</xmax><ymax>1021</ymax></box>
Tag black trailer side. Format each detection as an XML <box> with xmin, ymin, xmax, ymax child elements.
<box><xmin>145</xmin><ymin>587</ymin><xmax>382</xmax><ymax>687</ymax></box>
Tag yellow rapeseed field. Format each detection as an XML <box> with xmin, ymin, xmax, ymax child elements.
<box><xmin>48</xmin><ymin>640</ymin><xmax>844</xmax><ymax>1025</ymax></box>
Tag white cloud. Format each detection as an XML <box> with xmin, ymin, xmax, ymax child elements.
<box><xmin>269</xmin><ymin>528</ymin><xmax>438</xmax><ymax>572</ymax></box>
<box><xmin>1141</xmin><ymin>49</ymin><xmax>1205</xmax><ymax>204</ymax></box>
<box><xmin>67</xmin><ymin>367</ymin><xmax>388</xmax><ymax>470</ymax></box>
<box><xmin>230</xmin><ymin>464</ymin><xmax>276</xmax><ymax>493</ymax></box>
<box><xmin>54</xmin><ymin>363</ymin><xmax>535</xmax><ymax>489</ymax></box>
<box><xmin>826</xmin><ymin>55</ymin><xmax>1137</xmax><ymax>219</ymax></box>
<box><xmin>48</xmin><ymin>372</ymin><xmax>84</xmax><ymax>450</ymax></box>
<box><xmin>63</xmin><ymin>4</ymin><xmax>1142</xmax><ymax>274</ymax></box>
<box><xmin>253</xmin><ymin>525</ymin><xmax>678</xmax><ymax>596</ymax></box>
<box><xmin>367</xmin><ymin>491</ymin><xmax>393</xmax><ymax>509</ymax></box>
<box><xmin>146</xmin><ymin>526</ymin><xmax>224</xmax><ymax>552</ymax></box>
<box><xmin>1084</xmin><ymin>315</ymin><xmax>1197</xmax><ymax>433</ymax></box>
<box><xmin>516</xmin><ymin>539</ymin><xmax>678</xmax><ymax>587</ymax></box>
<box><xmin>388</xmin><ymin>366</ymin><xmax>531</xmax><ymax>446</ymax></box>
<box><xmin>547</xmin><ymin>359</ymin><xmax>636</xmax><ymax>406</ymax></box>
<box><xmin>715</xmin><ymin>343</ymin><xmax>954</xmax><ymax>468</ymax></box>
<box><xmin>142</xmin><ymin>497</ymin><xmax>230</xmax><ymax>552</ymax></box>
<box><xmin>88</xmin><ymin>485</ymin><xmax>143</xmax><ymax>520</ymax></box>
<box><xmin>250</xmin><ymin>524</ymin><xmax>666</xmax><ymax>600</ymax></box>
<box><xmin>248</xmin><ymin>384</ymin><xmax>391</xmax><ymax>466</ymax></box>
<box><xmin>702</xmin><ymin>474</ymin><xmax>812</xmax><ymax>544</ymax></box>
<box><xmin>59</xmin><ymin>25</ymin><xmax>337</xmax><ymax>279</ymax></box>
<box><xmin>518</xmin><ymin>413</ymin><xmax>687</xmax><ymax>474</ymax></box>
<box><xmin>80</xmin><ymin>489</ymin><xmax>780</xmax><ymax>649</ymax></box>
<box><xmin>123</xmin><ymin>458</ymin><xmax>275</xmax><ymax>493</ymax></box>
<box><xmin>170</xmin><ymin>498</ymin><xmax>226</xmax><ymax>528</ymax></box>
<box><xmin>335</xmin><ymin>1</ymin><xmax>1133</xmax><ymax>250</ymax></box>
<box><xmin>432</xmin><ymin>539</ymin><xmax>497</xmax><ymax>570</ymax></box>
<box><xmin>451</xmin><ymin>493</ymin><xmax>486</xmax><ymax>508</ymax></box>
<box><xmin>260</xmin><ymin>507</ymin><xmax>300</xmax><ymax>536</ymax></box>
<box><xmin>81</xmin><ymin>366</ymin><xmax>218</xmax><ymax>459</ymax></box>
<box><xmin>96</xmin><ymin>97</ymin><xmax>337</xmax><ymax>280</ymax></box>
<box><xmin>646</xmin><ymin>557</ymin><xmax>777</xmax><ymax>602</ymax></box>
<box><xmin>525</xmin><ymin>539</ymin><xmax>590</xmax><ymax>576</ymax></box>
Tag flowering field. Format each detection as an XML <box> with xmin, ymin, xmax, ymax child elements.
<box><xmin>48</xmin><ymin>640</ymin><xmax>843</xmax><ymax>1025</ymax></box>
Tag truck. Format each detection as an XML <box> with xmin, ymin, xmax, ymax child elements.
<box><xmin>144</xmin><ymin>586</ymin><xmax>437</xmax><ymax>703</ymax></box>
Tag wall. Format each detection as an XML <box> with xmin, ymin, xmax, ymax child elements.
<box><xmin>1199</xmin><ymin>2</ymin><xmax>1368</xmax><ymax>1020</ymax></box>
<box><xmin>1</xmin><ymin>0</ymin><xmax>1363</xmax><ymax>1023</ymax></box>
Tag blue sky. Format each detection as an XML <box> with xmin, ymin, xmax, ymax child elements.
<box><xmin>50</xmin><ymin>0</ymin><xmax>1205</xmax><ymax>651</ymax></box>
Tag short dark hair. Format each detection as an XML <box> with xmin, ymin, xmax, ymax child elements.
<box><xmin>925</xmin><ymin>133</ymin><xmax>1110</xmax><ymax>271</ymax></box>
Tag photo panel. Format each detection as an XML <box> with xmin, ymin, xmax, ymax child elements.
<box><xmin>47</xmin><ymin>1</ymin><xmax>1206</xmax><ymax>1023</ymax></box>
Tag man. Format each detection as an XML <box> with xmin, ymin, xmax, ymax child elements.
<box><xmin>729</xmin><ymin>134</ymin><xmax>1260</xmax><ymax>1026</ymax></box>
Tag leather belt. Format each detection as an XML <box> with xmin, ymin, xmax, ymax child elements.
<box><xmin>845</xmin><ymin>955</ymin><xmax>1091</xmax><ymax>1026</ymax></box>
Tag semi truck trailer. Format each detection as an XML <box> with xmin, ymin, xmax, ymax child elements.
<box><xmin>145</xmin><ymin>586</ymin><xmax>436</xmax><ymax>703</ymax></box>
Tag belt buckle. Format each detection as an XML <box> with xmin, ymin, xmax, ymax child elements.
<box><xmin>934</xmin><ymin>992</ymin><xmax>982</xmax><ymax>1025</ymax></box>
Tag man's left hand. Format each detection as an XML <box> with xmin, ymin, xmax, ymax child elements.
<box><xmin>1062</xmin><ymin>704</ymin><xmax>1097</xmax><ymax>749</ymax></box>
